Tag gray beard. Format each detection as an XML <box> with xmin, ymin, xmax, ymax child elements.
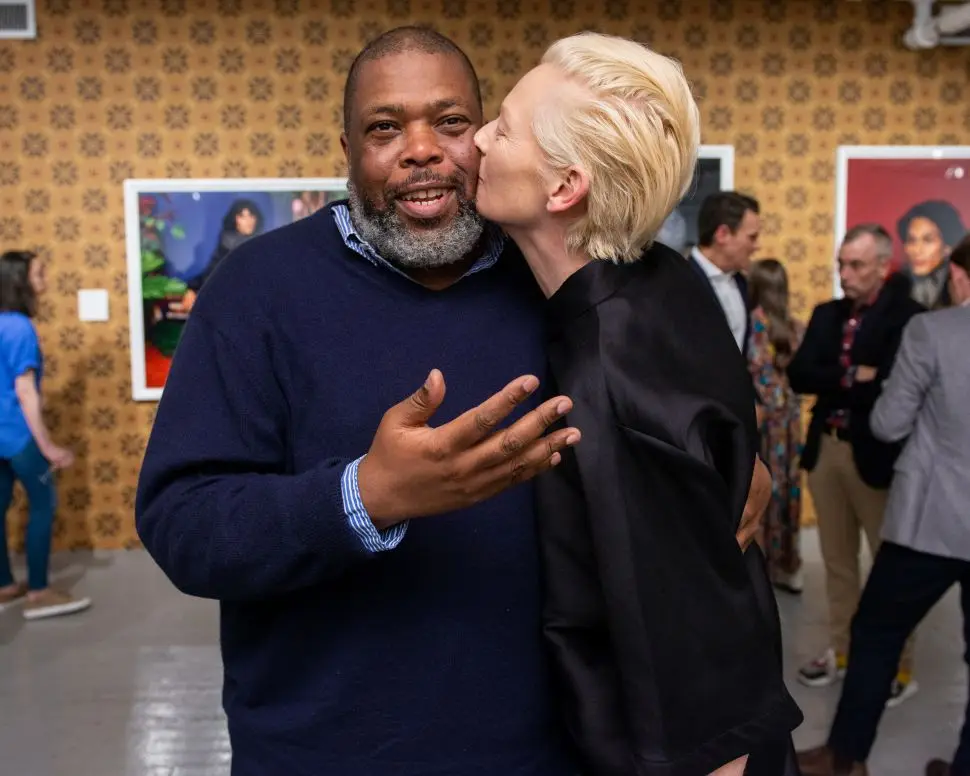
<box><xmin>347</xmin><ymin>180</ymin><xmax>485</xmax><ymax>270</ymax></box>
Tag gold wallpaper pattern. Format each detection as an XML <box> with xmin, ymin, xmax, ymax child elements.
<box><xmin>1</xmin><ymin>0</ymin><xmax>968</xmax><ymax>549</ymax></box>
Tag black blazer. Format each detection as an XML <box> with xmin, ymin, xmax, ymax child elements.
<box><xmin>787</xmin><ymin>273</ymin><xmax>925</xmax><ymax>489</ymax></box>
<box><xmin>688</xmin><ymin>254</ymin><xmax>752</xmax><ymax>360</ymax></box>
<box><xmin>538</xmin><ymin>244</ymin><xmax>802</xmax><ymax>776</ymax></box>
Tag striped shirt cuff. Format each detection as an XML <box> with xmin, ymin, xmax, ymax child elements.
<box><xmin>341</xmin><ymin>455</ymin><xmax>407</xmax><ymax>553</ymax></box>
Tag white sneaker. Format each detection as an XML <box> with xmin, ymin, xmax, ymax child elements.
<box><xmin>797</xmin><ymin>648</ymin><xmax>845</xmax><ymax>687</ymax></box>
<box><xmin>23</xmin><ymin>589</ymin><xmax>92</xmax><ymax>620</ymax></box>
<box><xmin>886</xmin><ymin>678</ymin><xmax>919</xmax><ymax>709</ymax></box>
<box><xmin>773</xmin><ymin>568</ymin><xmax>804</xmax><ymax>594</ymax></box>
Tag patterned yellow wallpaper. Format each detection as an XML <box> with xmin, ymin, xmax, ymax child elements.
<box><xmin>0</xmin><ymin>0</ymin><xmax>966</xmax><ymax>549</ymax></box>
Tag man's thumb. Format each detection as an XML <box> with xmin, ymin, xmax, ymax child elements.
<box><xmin>399</xmin><ymin>369</ymin><xmax>446</xmax><ymax>426</ymax></box>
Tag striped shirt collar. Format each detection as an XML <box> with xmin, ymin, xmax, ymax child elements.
<box><xmin>331</xmin><ymin>202</ymin><xmax>506</xmax><ymax>282</ymax></box>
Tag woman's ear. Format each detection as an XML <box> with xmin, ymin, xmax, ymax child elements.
<box><xmin>546</xmin><ymin>166</ymin><xmax>589</xmax><ymax>214</ymax></box>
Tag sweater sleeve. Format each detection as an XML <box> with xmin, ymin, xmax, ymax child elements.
<box><xmin>136</xmin><ymin>310</ymin><xmax>405</xmax><ymax>601</ymax></box>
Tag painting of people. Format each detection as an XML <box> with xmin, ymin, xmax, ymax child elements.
<box><xmin>125</xmin><ymin>178</ymin><xmax>348</xmax><ymax>400</ymax></box>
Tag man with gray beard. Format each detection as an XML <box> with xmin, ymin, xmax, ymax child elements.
<box><xmin>136</xmin><ymin>26</ymin><xmax>771</xmax><ymax>776</ymax></box>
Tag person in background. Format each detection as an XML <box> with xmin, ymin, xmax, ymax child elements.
<box><xmin>0</xmin><ymin>250</ymin><xmax>91</xmax><ymax>620</ymax></box>
<box><xmin>688</xmin><ymin>192</ymin><xmax>761</xmax><ymax>357</ymax></box>
<box><xmin>897</xmin><ymin>199</ymin><xmax>966</xmax><ymax>310</ymax></box>
<box><xmin>747</xmin><ymin>258</ymin><xmax>804</xmax><ymax>594</ymax></box>
<box><xmin>788</xmin><ymin>224</ymin><xmax>924</xmax><ymax>705</ymax></box>
<box><xmin>797</xmin><ymin>234</ymin><xmax>970</xmax><ymax>776</ymax></box>
<box><xmin>179</xmin><ymin>198</ymin><xmax>265</xmax><ymax>314</ymax></box>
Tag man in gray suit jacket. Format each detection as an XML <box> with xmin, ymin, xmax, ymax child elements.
<box><xmin>799</xmin><ymin>237</ymin><xmax>970</xmax><ymax>776</ymax></box>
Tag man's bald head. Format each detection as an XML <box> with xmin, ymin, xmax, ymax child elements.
<box><xmin>343</xmin><ymin>26</ymin><xmax>483</xmax><ymax>134</ymax></box>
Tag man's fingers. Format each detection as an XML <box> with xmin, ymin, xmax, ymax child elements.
<box><xmin>480</xmin><ymin>395</ymin><xmax>574</xmax><ymax>466</ymax></box>
<box><xmin>471</xmin><ymin>428</ymin><xmax>579</xmax><ymax>502</ymax></box>
<box><xmin>396</xmin><ymin>369</ymin><xmax>447</xmax><ymax>427</ymax></box>
<box><xmin>438</xmin><ymin>374</ymin><xmax>542</xmax><ymax>451</ymax></box>
<box><xmin>506</xmin><ymin>427</ymin><xmax>581</xmax><ymax>483</ymax></box>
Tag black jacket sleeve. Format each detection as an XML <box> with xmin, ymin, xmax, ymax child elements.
<box><xmin>787</xmin><ymin>304</ymin><xmax>845</xmax><ymax>396</ymax></box>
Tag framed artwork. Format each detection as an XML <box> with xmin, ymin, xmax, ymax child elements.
<box><xmin>655</xmin><ymin>144</ymin><xmax>735</xmax><ymax>255</ymax></box>
<box><xmin>834</xmin><ymin>146</ymin><xmax>970</xmax><ymax>300</ymax></box>
<box><xmin>124</xmin><ymin>177</ymin><xmax>349</xmax><ymax>401</ymax></box>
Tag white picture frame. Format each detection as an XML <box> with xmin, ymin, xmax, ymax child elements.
<box><xmin>124</xmin><ymin>177</ymin><xmax>349</xmax><ymax>401</ymax></box>
<box><xmin>657</xmin><ymin>145</ymin><xmax>735</xmax><ymax>255</ymax></box>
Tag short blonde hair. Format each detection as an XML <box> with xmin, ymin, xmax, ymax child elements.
<box><xmin>536</xmin><ymin>32</ymin><xmax>701</xmax><ymax>263</ymax></box>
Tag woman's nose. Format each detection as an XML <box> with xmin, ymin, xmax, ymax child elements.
<box><xmin>473</xmin><ymin>124</ymin><xmax>489</xmax><ymax>153</ymax></box>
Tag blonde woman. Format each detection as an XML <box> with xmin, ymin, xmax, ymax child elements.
<box><xmin>747</xmin><ymin>258</ymin><xmax>805</xmax><ymax>593</ymax></box>
<box><xmin>475</xmin><ymin>33</ymin><xmax>801</xmax><ymax>776</ymax></box>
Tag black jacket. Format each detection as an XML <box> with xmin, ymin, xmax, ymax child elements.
<box><xmin>787</xmin><ymin>273</ymin><xmax>925</xmax><ymax>489</ymax></box>
<box><xmin>537</xmin><ymin>244</ymin><xmax>802</xmax><ymax>776</ymax></box>
<box><xmin>688</xmin><ymin>254</ymin><xmax>752</xmax><ymax>360</ymax></box>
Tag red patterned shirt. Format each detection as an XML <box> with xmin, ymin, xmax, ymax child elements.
<box><xmin>827</xmin><ymin>288</ymin><xmax>880</xmax><ymax>430</ymax></box>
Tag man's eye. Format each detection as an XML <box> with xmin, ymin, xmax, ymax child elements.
<box><xmin>370</xmin><ymin>121</ymin><xmax>395</xmax><ymax>132</ymax></box>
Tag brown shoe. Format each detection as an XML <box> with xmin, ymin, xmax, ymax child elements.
<box><xmin>797</xmin><ymin>746</ymin><xmax>868</xmax><ymax>776</ymax></box>
<box><xmin>0</xmin><ymin>581</ymin><xmax>28</xmax><ymax>610</ymax></box>
<box><xmin>926</xmin><ymin>760</ymin><xmax>952</xmax><ymax>776</ymax></box>
<box><xmin>23</xmin><ymin>588</ymin><xmax>91</xmax><ymax>620</ymax></box>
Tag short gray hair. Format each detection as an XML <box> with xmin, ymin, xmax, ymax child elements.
<box><xmin>842</xmin><ymin>223</ymin><xmax>893</xmax><ymax>261</ymax></box>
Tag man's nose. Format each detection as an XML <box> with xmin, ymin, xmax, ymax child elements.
<box><xmin>401</xmin><ymin>125</ymin><xmax>444</xmax><ymax>167</ymax></box>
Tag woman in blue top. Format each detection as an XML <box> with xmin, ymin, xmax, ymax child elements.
<box><xmin>0</xmin><ymin>250</ymin><xmax>91</xmax><ymax>620</ymax></box>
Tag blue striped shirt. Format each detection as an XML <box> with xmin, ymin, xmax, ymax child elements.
<box><xmin>333</xmin><ymin>203</ymin><xmax>507</xmax><ymax>553</ymax></box>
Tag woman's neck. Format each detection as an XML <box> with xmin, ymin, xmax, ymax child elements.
<box><xmin>506</xmin><ymin>225</ymin><xmax>591</xmax><ymax>299</ymax></box>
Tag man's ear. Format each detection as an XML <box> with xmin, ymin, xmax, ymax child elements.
<box><xmin>340</xmin><ymin>133</ymin><xmax>350</xmax><ymax>161</ymax></box>
<box><xmin>714</xmin><ymin>223</ymin><xmax>733</xmax><ymax>245</ymax></box>
<box><xmin>950</xmin><ymin>264</ymin><xmax>970</xmax><ymax>304</ymax></box>
<box><xmin>546</xmin><ymin>167</ymin><xmax>590</xmax><ymax>215</ymax></box>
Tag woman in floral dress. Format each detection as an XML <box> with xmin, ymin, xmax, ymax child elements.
<box><xmin>748</xmin><ymin>259</ymin><xmax>805</xmax><ymax>593</ymax></box>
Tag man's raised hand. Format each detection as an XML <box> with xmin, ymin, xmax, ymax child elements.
<box><xmin>357</xmin><ymin>369</ymin><xmax>581</xmax><ymax>527</ymax></box>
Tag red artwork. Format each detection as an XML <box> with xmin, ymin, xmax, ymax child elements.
<box><xmin>843</xmin><ymin>157</ymin><xmax>970</xmax><ymax>275</ymax></box>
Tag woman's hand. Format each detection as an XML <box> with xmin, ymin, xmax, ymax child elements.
<box><xmin>737</xmin><ymin>456</ymin><xmax>771</xmax><ymax>551</ymax></box>
<box><xmin>709</xmin><ymin>755</ymin><xmax>748</xmax><ymax>776</ymax></box>
<box><xmin>43</xmin><ymin>444</ymin><xmax>75</xmax><ymax>470</ymax></box>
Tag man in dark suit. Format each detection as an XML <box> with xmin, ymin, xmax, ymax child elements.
<box><xmin>787</xmin><ymin>224</ymin><xmax>924</xmax><ymax>714</ymax></box>
<box><xmin>688</xmin><ymin>192</ymin><xmax>761</xmax><ymax>358</ymax></box>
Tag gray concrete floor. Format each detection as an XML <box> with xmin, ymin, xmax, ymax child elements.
<box><xmin>0</xmin><ymin>529</ymin><xmax>964</xmax><ymax>776</ymax></box>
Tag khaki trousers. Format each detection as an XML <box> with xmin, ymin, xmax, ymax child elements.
<box><xmin>808</xmin><ymin>433</ymin><xmax>915</xmax><ymax>674</ymax></box>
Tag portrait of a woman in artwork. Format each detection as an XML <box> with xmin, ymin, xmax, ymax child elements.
<box><xmin>896</xmin><ymin>199</ymin><xmax>967</xmax><ymax>309</ymax></box>
<box><xmin>839</xmin><ymin>152</ymin><xmax>970</xmax><ymax>311</ymax></box>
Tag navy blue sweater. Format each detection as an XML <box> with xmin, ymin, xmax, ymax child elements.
<box><xmin>136</xmin><ymin>205</ymin><xmax>577</xmax><ymax>776</ymax></box>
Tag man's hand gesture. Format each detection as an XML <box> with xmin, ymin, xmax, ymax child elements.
<box><xmin>358</xmin><ymin>369</ymin><xmax>581</xmax><ymax>527</ymax></box>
